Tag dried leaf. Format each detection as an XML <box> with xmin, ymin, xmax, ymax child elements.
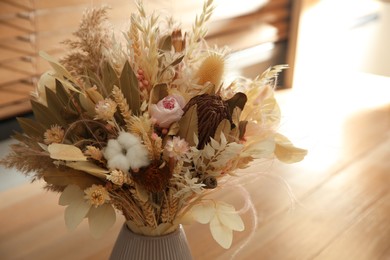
<box><xmin>189</xmin><ymin>201</ymin><xmax>214</xmax><ymax>224</ymax></box>
<box><xmin>17</xmin><ymin>117</ymin><xmax>46</xmax><ymax>138</ymax></box>
<box><xmin>274</xmin><ymin>133</ymin><xmax>307</xmax><ymax>163</ymax></box>
<box><xmin>31</xmin><ymin>100</ymin><xmax>64</xmax><ymax>128</ymax></box>
<box><xmin>79</xmin><ymin>93</ymin><xmax>96</xmax><ymax>116</ymax></box>
<box><xmin>65</xmin><ymin>161</ymin><xmax>108</xmax><ymax>179</ymax></box>
<box><xmin>238</xmin><ymin>121</ymin><xmax>248</xmax><ymax>140</ymax></box>
<box><xmin>169</xmin><ymin>54</ymin><xmax>184</xmax><ymax>67</ymax></box>
<box><xmin>44</xmin><ymin>167</ymin><xmax>101</xmax><ymax>189</ymax></box>
<box><xmin>102</xmin><ymin>61</ymin><xmax>119</xmax><ymax>96</ymax></box>
<box><xmin>86</xmin><ymin>87</ymin><xmax>104</xmax><ymax>104</ymax></box>
<box><xmin>55</xmin><ymin>80</ymin><xmax>78</xmax><ymax>113</ymax></box>
<box><xmin>210</xmin><ymin>202</ymin><xmax>244</xmax><ymax>249</ymax></box>
<box><xmin>120</xmin><ymin>61</ymin><xmax>141</xmax><ymax>115</ymax></box>
<box><xmin>214</xmin><ymin>119</ymin><xmax>231</xmax><ymax>142</ymax></box>
<box><xmin>45</xmin><ymin>87</ymin><xmax>67</xmax><ymax>123</ymax></box>
<box><xmin>40</xmin><ymin>51</ymin><xmax>73</xmax><ymax>81</ymax></box>
<box><xmin>149</xmin><ymin>83</ymin><xmax>168</xmax><ymax>105</ymax></box>
<box><xmin>48</xmin><ymin>143</ymin><xmax>87</xmax><ymax>161</ymax></box>
<box><xmin>178</xmin><ymin>105</ymin><xmax>198</xmax><ymax>147</ymax></box>
<box><xmin>187</xmin><ymin>201</ymin><xmax>244</xmax><ymax>249</ymax></box>
<box><xmin>167</xmin><ymin>122</ymin><xmax>180</xmax><ymax>136</ymax></box>
<box><xmin>159</xmin><ymin>35</ymin><xmax>172</xmax><ymax>51</ymax></box>
<box><xmin>60</xmin><ymin>185</ymin><xmax>90</xmax><ymax>230</ymax></box>
<box><xmin>226</xmin><ymin>92</ymin><xmax>247</xmax><ymax>116</ymax></box>
<box><xmin>88</xmin><ymin>204</ymin><xmax>116</xmax><ymax>238</ymax></box>
<box><xmin>245</xmin><ymin>138</ymin><xmax>275</xmax><ymax>159</ymax></box>
<box><xmin>159</xmin><ymin>55</ymin><xmax>184</xmax><ymax>76</ymax></box>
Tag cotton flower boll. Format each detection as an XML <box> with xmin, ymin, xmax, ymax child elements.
<box><xmin>103</xmin><ymin>139</ymin><xmax>123</xmax><ymax>159</ymax></box>
<box><xmin>104</xmin><ymin>139</ymin><xmax>130</xmax><ymax>172</ymax></box>
<box><xmin>104</xmin><ymin>133</ymin><xmax>150</xmax><ymax>172</ymax></box>
<box><xmin>150</xmin><ymin>94</ymin><xmax>185</xmax><ymax>128</ymax></box>
<box><xmin>106</xmin><ymin>154</ymin><xmax>130</xmax><ymax>173</ymax></box>
<box><xmin>126</xmin><ymin>143</ymin><xmax>150</xmax><ymax>170</ymax></box>
<box><xmin>117</xmin><ymin>132</ymin><xmax>141</xmax><ymax>150</ymax></box>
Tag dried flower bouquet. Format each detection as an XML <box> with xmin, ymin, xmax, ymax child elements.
<box><xmin>1</xmin><ymin>0</ymin><xmax>306</xmax><ymax>249</ymax></box>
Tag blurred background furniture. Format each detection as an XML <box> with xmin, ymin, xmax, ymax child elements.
<box><xmin>0</xmin><ymin>0</ymin><xmax>295</xmax><ymax>137</ymax></box>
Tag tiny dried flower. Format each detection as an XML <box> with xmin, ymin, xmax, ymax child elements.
<box><xmin>107</xmin><ymin>169</ymin><xmax>130</xmax><ymax>186</ymax></box>
<box><xmin>84</xmin><ymin>145</ymin><xmax>103</xmax><ymax>161</ymax></box>
<box><xmin>165</xmin><ymin>136</ymin><xmax>189</xmax><ymax>160</ymax></box>
<box><xmin>44</xmin><ymin>125</ymin><xmax>64</xmax><ymax>144</ymax></box>
<box><xmin>95</xmin><ymin>98</ymin><xmax>117</xmax><ymax>121</ymax></box>
<box><xmin>150</xmin><ymin>94</ymin><xmax>185</xmax><ymax>128</ymax></box>
<box><xmin>84</xmin><ymin>184</ymin><xmax>110</xmax><ymax>208</ymax></box>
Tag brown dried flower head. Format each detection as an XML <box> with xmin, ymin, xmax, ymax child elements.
<box><xmin>183</xmin><ymin>94</ymin><xmax>232</xmax><ymax>149</ymax></box>
<box><xmin>131</xmin><ymin>161</ymin><xmax>172</xmax><ymax>193</ymax></box>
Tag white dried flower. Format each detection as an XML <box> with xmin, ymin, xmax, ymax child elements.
<box><xmin>95</xmin><ymin>98</ymin><xmax>117</xmax><ymax>121</ymax></box>
<box><xmin>106</xmin><ymin>169</ymin><xmax>131</xmax><ymax>186</ymax></box>
<box><xmin>84</xmin><ymin>146</ymin><xmax>103</xmax><ymax>161</ymax></box>
<box><xmin>165</xmin><ymin>136</ymin><xmax>189</xmax><ymax>160</ymax></box>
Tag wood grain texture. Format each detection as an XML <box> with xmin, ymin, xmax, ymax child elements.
<box><xmin>0</xmin><ymin>71</ymin><xmax>389</xmax><ymax>259</ymax></box>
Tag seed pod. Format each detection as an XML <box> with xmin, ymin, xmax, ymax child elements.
<box><xmin>203</xmin><ymin>176</ymin><xmax>217</xmax><ymax>189</ymax></box>
<box><xmin>183</xmin><ymin>94</ymin><xmax>232</xmax><ymax>149</ymax></box>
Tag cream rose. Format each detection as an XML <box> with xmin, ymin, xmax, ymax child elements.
<box><xmin>150</xmin><ymin>94</ymin><xmax>185</xmax><ymax>128</ymax></box>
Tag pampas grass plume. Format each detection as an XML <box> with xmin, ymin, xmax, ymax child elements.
<box><xmin>196</xmin><ymin>54</ymin><xmax>224</xmax><ymax>86</ymax></box>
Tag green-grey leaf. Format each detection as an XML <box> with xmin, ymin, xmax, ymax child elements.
<box><xmin>55</xmin><ymin>80</ymin><xmax>70</xmax><ymax>107</ymax></box>
<box><xmin>102</xmin><ymin>61</ymin><xmax>118</xmax><ymax>96</ymax></box>
<box><xmin>31</xmin><ymin>100</ymin><xmax>64</xmax><ymax>128</ymax></box>
<box><xmin>214</xmin><ymin>119</ymin><xmax>231</xmax><ymax>142</ymax></box>
<box><xmin>149</xmin><ymin>83</ymin><xmax>168</xmax><ymax>105</ymax></box>
<box><xmin>119</xmin><ymin>61</ymin><xmax>141</xmax><ymax>115</ymax></box>
<box><xmin>17</xmin><ymin>117</ymin><xmax>46</xmax><ymax>138</ymax></box>
<box><xmin>159</xmin><ymin>35</ymin><xmax>172</xmax><ymax>51</ymax></box>
<box><xmin>178</xmin><ymin>105</ymin><xmax>198</xmax><ymax>147</ymax></box>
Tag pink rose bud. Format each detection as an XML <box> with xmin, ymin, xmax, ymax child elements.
<box><xmin>150</xmin><ymin>94</ymin><xmax>185</xmax><ymax>128</ymax></box>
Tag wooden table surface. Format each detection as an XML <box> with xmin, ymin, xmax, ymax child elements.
<box><xmin>1</xmin><ymin>72</ymin><xmax>389</xmax><ymax>260</ymax></box>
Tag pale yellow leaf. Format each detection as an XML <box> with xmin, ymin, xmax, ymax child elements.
<box><xmin>88</xmin><ymin>204</ymin><xmax>116</xmax><ymax>238</ymax></box>
<box><xmin>245</xmin><ymin>138</ymin><xmax>275</xmax><ymax>159</ymax></box>
<box><xmin>48</xmin><ymin>144</ymin><xmax>87</xmax><ymax>161</ymax></box>
<box><xmin>274</xmin><ymin>133</ymin><xmax>307</xmax><ymax>163</ymax></box>
<box><xmin>190</xmin><ymin>202</ymin><xmax>215</xmax><ymax>224</ymax></box>
<box><xmin>40</xmin><ymin>51</ymin><xmax>73</xmax><ymax>80</ymax></box>
<box><xmin>79</xmin><ymin>93</ymin><xmax>96</xmax><ymax>116</ymax></box>
<box><xmin>210</xmin><ymin>215</ymin><xmax>233</xmax><ymax>249</ymax></box>
<box><xmin>64</xmin><ymin>196</ymin><xmax>90</xmax><ymax>230</ymax></box>
<box><xmin>66</xmin><ymin>161</ymin><xmax>108</xmax><ymax>179</ymax></box>
<box><xmin>216</xmin><ymin>203</ymin><xmax>244</xmax><ymax>231</ymax></box>
<box><xmin>135</xmin><ymin>183</ymin><xmax>149</xmax><ymax>203</ymax></box>
<box><xmin>59</xmin><ymin>185</ymin><xmax>84</xmax><ymax>206</ymax></box>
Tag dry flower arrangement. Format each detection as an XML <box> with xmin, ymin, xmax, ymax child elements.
<box><xmin>1</xmin><ymin>0</ymin><xmax>307</xmax><ymax>249</ymax></box>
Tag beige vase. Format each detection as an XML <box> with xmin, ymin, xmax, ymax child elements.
<box><xmin>110</xmin><ymin>224</ymin><xmax>193</xmax><ymax>260</ymax></box>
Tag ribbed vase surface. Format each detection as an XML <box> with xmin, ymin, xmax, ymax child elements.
<box><xmin>110</xmin><ymin>224</ymin><xmax>193</xmax><ymax>260</ymax></box>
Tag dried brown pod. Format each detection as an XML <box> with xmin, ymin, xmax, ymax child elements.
<box><xmin>171</xmin><ymin>29</ymin><xmax>186</xmax><ymax>52</ymax></box>
<box><xmin>131</xmin><ymin>161</ymin><xmax>172</xmax><ymax>193</ymax></box>
<box><xmin>183</xmin><ymin>94</ymin><xmax>232</xmax><ymax>149</ymax></box>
